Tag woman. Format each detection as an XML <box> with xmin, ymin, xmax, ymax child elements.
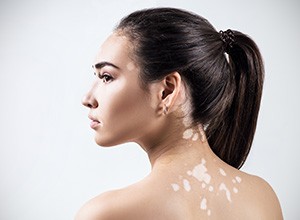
<box><xmin>77</xmin><ymin>8</ymin><xmax>283</xmax><ymax>220</ymax></box>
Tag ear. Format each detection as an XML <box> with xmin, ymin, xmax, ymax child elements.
<box><xmin>160</xmin><ymin>72</ymin><xmax>182</xmax><ymax>113</ymax></box>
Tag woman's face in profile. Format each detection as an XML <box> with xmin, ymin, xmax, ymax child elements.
<box><xmin>82</xmin><ymin>33</ymin><xmax>157</xmax><ymax>147</ymax></box>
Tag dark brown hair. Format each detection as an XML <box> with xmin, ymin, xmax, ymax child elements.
<box><xmin>116</xmin><ymin>8</ymin><xmax>264</xmax><ymax>169</ymax></box>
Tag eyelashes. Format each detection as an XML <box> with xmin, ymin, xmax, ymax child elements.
<box><xmin>94</xmin><ymin>72</ymin><xmax>114</xmax><ymax>83</ymax></box>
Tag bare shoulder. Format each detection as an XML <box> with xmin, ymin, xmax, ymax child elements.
<box><xmin>74</xmin><ymin>180</ymin><xmax>179</xmax><ymax>220</ymax></box>
<box><xmin>75</xmin><ymin>187</ymin><xmax>148</xmax><ymax>220</ymax></box>
<box><xmin>75</xmin><ymin>190</ymin><xmax>123</xmax><ymax>220</ymax></box>
<box><xmin>240</xmin><ymin>173</ymin><xmax>283</xmax><ymax>220</ymax></box>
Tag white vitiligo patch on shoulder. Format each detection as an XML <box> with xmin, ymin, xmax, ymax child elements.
<box><xmin>190</xmin><ymin>158</ymin><xmax>211</xmax><ymax>184</ymax></box>
<box><xmin>219</xmin><ymin>183</ymin><xmax>232</xmax><ymax>202</ymax></box>
<box><xmin>171</xmin><ymin>183</ymin><xmax>180</xmax><ymax>192</ymax></box>
<box><xmin>183</xmin><ymin>179</ymin><xmax>191</xmax><ymax>192</ymax></box>
<box><xmin>219</xmin><ymin>168</ymin><xmax>227</xmax><ymax>176</ymax></box>
<box><xmin>183</xmin><ymin>129</ymin><xmax>193</xmax><ymax>139</ymax></box>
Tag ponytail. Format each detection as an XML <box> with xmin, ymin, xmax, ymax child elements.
<box><xmin>207</xmin><ymin>30</ymin><xmax>264</xmax><ymax>169</ymax></box>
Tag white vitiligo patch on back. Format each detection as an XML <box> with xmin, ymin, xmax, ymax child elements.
<box><xmin>200</xmin><ymin>197</ymin><xmax>207</xmax><ymax>210</ymax></box>
<box><xmin>183</xmin><ymin>179</ymin><xmax>191</xmax><ymax>192</ymax></box>
<box><xmin>191</xmin><ymin>158</ymin><xmax>211</xmax><ymax>184</ymax></box>
<box><xmin>171</xmin><ymin>183</ymin><xmax>180</xmax><ymax>192</ymax></box>
<box><xmin>219</xmin><ymin>183</ymin><xmax>232</xmax><ymax>202</ymax></box>
<box><xmin>207</xmin><ymin>209</ymin><xmax>211</xmax><ymax>216</ymax></box>
<box><xmin>233</xmin><ymin>187</ymin><xmax>238</xmax><ymax>193</ymax></box>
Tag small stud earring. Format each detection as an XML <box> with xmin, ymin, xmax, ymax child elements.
<box><xmin>163</xmin><ymin>104</ymin><xmax>169</xmax><ymax>115</ymax></box>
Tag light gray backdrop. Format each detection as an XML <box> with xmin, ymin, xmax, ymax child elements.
<box><xmin>0</xmin><ymin>0</ymin><xmax>299</xmax><ymax>219</ymax></box>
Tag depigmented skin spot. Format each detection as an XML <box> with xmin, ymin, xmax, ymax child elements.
<box><xmin>233</xmin><ymin>187</ymin><xmax>238</xmax><ymax>193</ymax></box>
<box><xmin>219</xmin><ymin>183</ymin><xmax>232</xmax><ymax>202</ymax></box>
<box><xmin>219</xmin><ymin>168</ymin><xmax>227</xmax><ymax>176</ymax></box>
<box><xmin>200</xmin><ymin>197</ymin><xmax>207</xmax><ymax>210</ymax></box>
<box><xmin>171</xmin><ymin>183</ymin><xmax>180</xmax><ymax>192</ymax></box>
<box><xmin>192</xmin><ymin>133</ymin><xmax>199</xmax><ymax>141</ymax></box>
<box><xmin>190</xmin><ymin>159</ymin><xmax>211</xmax><ymax>184</ymax></box>
<box><xmin>183</xmin><ymin>179</ymin><xmax>191</xmax><ymax>192</ymax></box>
<box><xmin>183</xmin><ymin>129</ymin><xmax>193</xmax><ymax>139</ymax></box>
<box><xmin>170</xmin><ymin>157</ymin><xmax>242</xmax><ymax>214</ymax></box>
<box><xmin>207</xmin><ymin>209</ymin><xmax>211</xmax><ymax>216</ymax></box>
<box><xmin>126</xmin><ymin>62</ymin><xmax>135</xmax><ymax>71</ymax></box>
<box><xmin>235</xmin><ymin>176</ymin><xmax>242</xmax><ymax>183</ymax></box>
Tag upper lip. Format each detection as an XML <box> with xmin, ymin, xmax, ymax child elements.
<box><xmin>88</xmin><ymin>114</ymin><xmax>100</xmax><ymax>122</ymax></box>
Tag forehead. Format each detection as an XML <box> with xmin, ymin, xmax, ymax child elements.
<box><xmin>94</xmin><ymin>33</ymin><xmax>133</xmax><ymax>68</ymax></box>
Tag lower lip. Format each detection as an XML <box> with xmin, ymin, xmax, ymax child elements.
<box><xmin>90</xmin><ymin>120</ymin><xmax>100</xmax><ymax>129</ymax></box>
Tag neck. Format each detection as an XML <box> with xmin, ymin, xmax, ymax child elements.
<box><xmin>139</xmin><ymin>122</ymin><xmax>215</xmax><ymax>170</ymax></box>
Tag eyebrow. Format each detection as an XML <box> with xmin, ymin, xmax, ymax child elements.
<box><xmin>92</xmin><ymin>61</ymin><xmax>120</xmax><ymax>70</ymax></box>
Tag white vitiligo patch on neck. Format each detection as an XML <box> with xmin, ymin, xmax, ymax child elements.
<box><xmin>182</xmin><ymin>117</ymin><xmax>191</xmax><ymax>127</ymax></box>
<box><xmin>192</xmin><ymin>133</ymin><xmax>199</xmax><ymax>141</ymax></box>
<box><xmin>219</xmin><ymin>183</ymin><xmax>232</xmax><ymax>202</ymax></box>
<box><xmin>190</xmin><ymin>158</ymin><xmax>211</xmax><ymax>184</ymax></box>
<box><xmin>183</xmin><ymin>179</ymin><xmax>191</xmax><ymax>192</ymax></box>
<box><xmin>183</xmin><ymin>129</ymin><xmax>193</xmax><ymax>139</ymax></box>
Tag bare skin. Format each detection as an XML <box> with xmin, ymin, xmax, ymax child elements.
<box><xmin>77</xmin><ymin>33</ymin><xmax>283</xmax><ymax>220</ymax></box>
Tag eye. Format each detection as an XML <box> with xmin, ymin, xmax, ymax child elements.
<box><xmin>94</xmin><ymin>72</ymin><xmax>113</xmax><ymax>83</ymax></box>
<box><xmin>101</xmin><ymin>74</ymin><xmax>113</xmax><ymax>83</ymax></box>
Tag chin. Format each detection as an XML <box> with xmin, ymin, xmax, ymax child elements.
<box><xmin>94</xmin><ymin>135</ymin><xmax>124</xmax><ymax>147</ymax></box>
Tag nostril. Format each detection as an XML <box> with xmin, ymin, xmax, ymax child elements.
<box><xmin>82</xmin><ymin>94</ymin><xmax>98</xmax><ymax>108</ymax></box>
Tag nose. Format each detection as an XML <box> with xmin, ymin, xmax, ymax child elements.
<box><xmin>82</xmin><ymin>88</ymin><xmax>98</xmax><ymax>109</ymax></box>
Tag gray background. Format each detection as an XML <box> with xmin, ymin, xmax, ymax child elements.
<box><xmin>0</xmin><ymin>0</ymin><xmax>299</xmax><ymax>219</ymax></box>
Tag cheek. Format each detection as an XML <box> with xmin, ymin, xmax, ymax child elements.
<box><xmin>98</xmin><ymin>81</ymin><xmax>153</xmax><ymax>143</ymax></box>
<box><xmin>111</xmin><ymin>84</ymin><xmax>151</xmax><ymax>124</ymax></box>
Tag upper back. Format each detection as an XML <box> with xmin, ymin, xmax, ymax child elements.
<box><xmin>75</xmin><ymin>157</ymin><xmax>283</xmax><ymax>220</ymax></box>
